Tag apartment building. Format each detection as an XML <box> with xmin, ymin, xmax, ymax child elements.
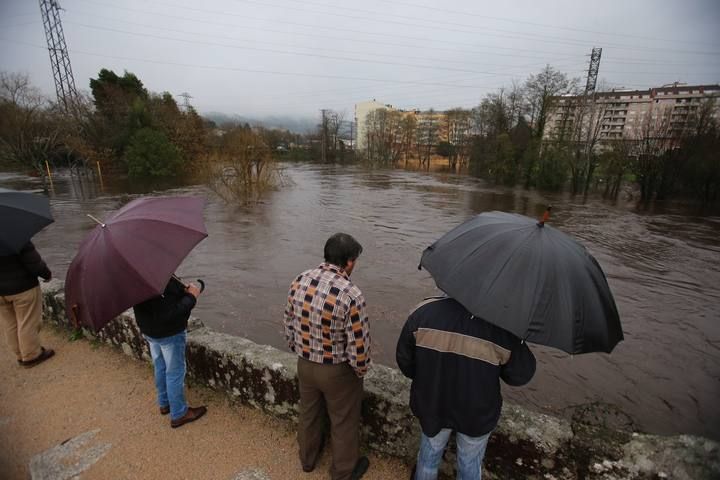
<box><xmin>355</xmin><ymin>100</ymin><xmax>391</xmax><ymax>150</ymax></box>
<box><xmin>544</xmin><ymin>83</ymin><xmax>720</xmax><ymax>144</ymax></box>
<box><xmin>354</xmin><ymin>100</ymin><xmax>450</xmax><ymax>150</ymax></box>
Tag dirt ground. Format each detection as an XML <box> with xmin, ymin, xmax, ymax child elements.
<box><xmin>0</xmin><ymin>326</ymin><xmax>412</xmax><ymax>480</ymax></box>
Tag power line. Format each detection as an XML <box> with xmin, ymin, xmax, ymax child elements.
<box><xmin>65</xmin><ymin>9</ymin><xmax>720</xmax><ymax>72</ymax></box>
<box><xmin>585</xmin><ymin>47</ymin><xmax>602</xmax><ymax>95</ymax></box>
<box><xmin>224</xmin><ymin>0</ymin><xmax>720</xmax><ymax>56</ymax></box>
<box><xmin>0</xmin><ymin>20</ymin><xmax>41</xmax><ymax>29</ymax></box>
<box><xmin>67</xmin><ymin>10</ymin><xmax>581</xmax><ymax>73</ymax></box>
<box><xmin>0</xmin><ymin>38</ymin><xmax>594</xmax><ymax>113</ymax></box>
<box><xmin>0</xmin><ymin>37</ymin><xmax>501</xmax><ymax>89</ymax></box>
<box><xmin>75</xmin><ymin>0</ymin><xmax>588</xmax><ymax>59</ymax></box>
<box><xmin>369</xmin><ymin>0</ymin><xmax>719</xmax><ymax>48</ymax></box>
<box><xmin>38</xmin><ymin>0</ymin><xmax>78</xmax><ymax>111</ymax></box>
<box><xmin>242</xmin><ymin>61</ymin><xmax>590</xmax><ymax>109</ymax></box>
<box><xmin>64</xmin><ymin>20</ymin><xmax>582</xmax><ymax>78</ymax></box>
<box><xmin>178</xmin><ymin>91</ymin><xmax>193</xmax><ymax>110</ymax></box>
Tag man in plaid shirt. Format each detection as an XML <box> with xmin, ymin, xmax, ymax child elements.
<box><xmin>284</xmin><ymin>233</ymin><xmax>370</xmax><ymax>480</ymax></box>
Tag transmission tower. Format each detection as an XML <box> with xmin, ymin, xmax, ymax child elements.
<box><xmin>178</xmin><ymin>92</ymin><xmax>193</xmax><ymax>111</ymax></box>
<box><xmin>584</xmin><ymin>47</ymin><xmax>602</xmax><ymax>95</ymax></box>
<box><xmin>38</xmin><ymin>0</ymin><xmax>78</xmax><ymax>111</ymax></box>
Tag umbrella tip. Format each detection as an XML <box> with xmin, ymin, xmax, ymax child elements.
<box><xmin>537</xmin><ymin>205</ymin><xmax>553</xmax><ymax>228</ymax></box>
<box><xmin>86</xmin><ymin>214</ymin><xmax>106</xmax><ymax>228</ymax></box>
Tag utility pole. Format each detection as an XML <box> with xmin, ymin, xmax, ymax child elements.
<box><xmin>38</xmin><ymin>0</ymin><xmax>77</xmax><ymax>111</ymax></box>
<box><xmin>178</xmin><ymin>92</ymin><xmax>193</xmax><ymax>111</ymax></box>
<box><xmin>320</xmin><ymin>109</ymin><xmax>327</xmax><ymax>163</ymax></box>
<box><xmin>585</xmin><ymin>47</ymin><xmax>602</xmax><ymax>96</ymax></box>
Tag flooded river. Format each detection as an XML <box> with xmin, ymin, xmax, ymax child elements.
<box><xmin>2</xmin><ymin>162</ymin><xmax>719</xmax><ymax>440</ymax></box>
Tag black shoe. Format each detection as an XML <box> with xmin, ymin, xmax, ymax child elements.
<box><xmin>409</xmin><ymin>464</ymin><xmax>416</xmax><ymax>480</ymax></box>
<box><xmin>170</xmin><ymin>406</ymin><xmax>207</xmax><ymax>428</ymax></box>
<box><xmin>351</xmin><ymin>456</ymin><xmax>370</xmax><ymax>480</ymax></box>
<box><xmin>20</xmin><ymin>347</ymin><xmax>55</xmax><ymax>368</ymax></box>
<box><xmin>302</xmin><ymin>435</ymin><xmax>326</xmax><ymax>473</ymax></box>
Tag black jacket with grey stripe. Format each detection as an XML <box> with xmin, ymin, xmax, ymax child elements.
<box><xmin>396</xmin><ymin>296</ymin><xmax>536</xmax><ymax>437</ymax></box>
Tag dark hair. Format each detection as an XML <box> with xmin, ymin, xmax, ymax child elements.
<box><xmin>324</xmin><ymin>233</ymin><xmax>363</xmax><ymax>267</ymax></box>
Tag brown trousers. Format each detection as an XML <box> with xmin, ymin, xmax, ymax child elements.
<box><xmin>0</xmin><ymin>286</ymin><xmax>43</xmax><ymax>362</ymax></box>
<box><xmin>297</xmin><ymin>357</ymin><xmax>364</xmax><ymax>480</ymax></box>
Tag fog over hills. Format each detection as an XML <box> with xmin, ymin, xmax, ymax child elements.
<box><xmin>203</xmin><ymin>112</ymin><xmax>317</xmax><ymax>134</ymax></box>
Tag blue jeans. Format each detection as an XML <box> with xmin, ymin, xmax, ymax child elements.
<box><xmin>144</xmin><ymin>331</ymin><xmax>188</xmax><ymax>421</ymax></box>
<box><xmin>415</xmin><ymin>429</ymin><xmax>491</xmax><ymax>480</ymax></box>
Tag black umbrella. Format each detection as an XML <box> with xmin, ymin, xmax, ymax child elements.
<box><xmin>420</xmin><ymin>210</ymin><xmax>622</xmax><ymax>354</ymax></box>
<box><xmin>0</xmin><ymin>188</ymin><xmax>54</xmax><ymax>255</ymax></box>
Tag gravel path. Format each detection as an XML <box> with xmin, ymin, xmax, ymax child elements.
<box><xmin>0</xmin><ymin>326</ymin><xmax>412</xmax><ymax>480</ymax></box>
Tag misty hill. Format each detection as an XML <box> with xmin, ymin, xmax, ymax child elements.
<box><xmin>202</xmin><ymin>112</ymin><xmax>317</xmax><ymax>134</ymax></box>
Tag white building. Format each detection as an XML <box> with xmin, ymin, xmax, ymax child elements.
<box><xmin>544</xmin><ymin>83</ymin><xmax>720</xmax><ymax>144</ymax></box>
<box><xmin>354</xmin><ymin>100</ymin><xmax>392</xmax><ymax>150</ymax></box>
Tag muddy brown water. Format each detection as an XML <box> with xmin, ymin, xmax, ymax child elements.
<box><xmin>2</xmin><ymin>162</ymin><xmax>718</xmax><ymax>440</ymax></box>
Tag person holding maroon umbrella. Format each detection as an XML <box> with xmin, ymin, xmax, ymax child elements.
<box><xmin>133</xmin><ymin>276</ymin><xmax>207</xmax><ymax>428</ymax></box>
<box><xmin>65</xmin><ymin>195</ymin><xmax>210</xmax><ymax>428</ymax></box>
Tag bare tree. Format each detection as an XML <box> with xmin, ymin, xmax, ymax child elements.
<box><xmin>364</xmin><ymin>108</ymin><xmax>405</xmax><ymax>166</ymax></box>
<box><xmin>415</xmin><ymin>109</ymin><xmax>440</xmax><ymax>170</ymax></box>
<box><xmin>205</xmin><ymin>128</ymin><xmax>279</xmax><ymax>204</ymax></box>
<box><xmin>523</xmin><ymin>65</ymin><xmax>578</xmax><ymax>187</ymax></box>
<box><xmin>446</xmin><ymin>108</ymin><xmax>472</xmax><ymax>171</ymax></box>
<box><xmin>399</xmin><ymin>114</ymin><xmax>416</xmax><ymax>167</ymax></box>
<box><xmin>560</xmin><ymin>93</ymin><xmax>607</xmax><ymax>194</ymax></box>
<box><xmin>0</xmin><ymin>72</ymin><xmax>63</xmax><ymax>178</ymax></box>
<box><xmin>632</xmin><ymin>104</ymin><xmax>674</xmax><ymax>201</ymax></box>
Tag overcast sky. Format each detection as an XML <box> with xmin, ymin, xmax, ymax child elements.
<box><xmin>1</xmin><ymin>0</ymin><xmax>719</xmax><ymax>120</ymax></box>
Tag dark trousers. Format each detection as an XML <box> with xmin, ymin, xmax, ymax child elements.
<box><xmin>297</xmin><ymin>357</ymin><xmax>364</xmax><ymax>480</ymax></box>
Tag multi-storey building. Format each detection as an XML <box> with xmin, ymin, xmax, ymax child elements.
<box><xmin>354</xmin><ymin>100</ymin><xmax>391</xmax><ymax>150</ymax></box>
<box><xmin>544</xmin><ymin>83</ymin><xmax>720</xmax><ymax>146</ymax></box>
<box><xmin>354</xmin><ymin>100</ymin><xmax>450</xmax><ymax>151</ymax></box>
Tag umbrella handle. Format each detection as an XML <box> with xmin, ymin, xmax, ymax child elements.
<box><xmin>197</xmin><ymin>279</ymin><xmax>205</xmax><ymax>293</ymax></box>
<box><xmin>70</xmin><ymin>304</ymin><xmax>81</xmax><ymax>329</ymax></box>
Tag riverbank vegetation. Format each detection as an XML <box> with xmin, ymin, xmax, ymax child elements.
<box><xmin>0</xmin><ymin>69</ymin><xmax>284</xmax><ymax>204</ymax></box>
<box><xmin>2</xmin><ymin>66</ymin><xmax>718</xmax><ymax>205</ymax></box>
<box><xmin>356</xmin><ymin>65</ymin><xmax>720</xmax><ymax>205</ymax></box>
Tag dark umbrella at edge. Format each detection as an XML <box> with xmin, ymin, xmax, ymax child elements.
<box><xmin>420</xmin><ymin>210</ymin><xmax>623</xmax><ymax>354</ymax></box>
<box><xmin>0</xmin><ymin>188</ymin><xmax>54</xmax><ymax>255</ymax></box>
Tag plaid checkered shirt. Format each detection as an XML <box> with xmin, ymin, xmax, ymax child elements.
<box><xmin>284</xmin><ymin>262</ymin><xmax>371</xmax><ymax>377</ymax></box>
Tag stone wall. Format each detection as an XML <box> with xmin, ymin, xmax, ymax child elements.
<box><xmin>42</xmin><ymin>281</ymin><xmax>720</xmax><ymax>480</ymax></box>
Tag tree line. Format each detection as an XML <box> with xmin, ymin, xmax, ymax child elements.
<box><xmin>0</xmin><ymin>69</ymin><xmax>302</xmax><ymax>203</ymax></box>
<box><xmin>357</xmin><ymin>65</ymin><xmax>720</xmax><ymax>205</ymax></box>
<box><xmin>2</xmin><ymin>66</ymin><xmax>718</xmax><ymax>205</ymax></box>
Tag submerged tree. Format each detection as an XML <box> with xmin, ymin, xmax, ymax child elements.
<box><xmin>205</xmin><ymin>127</ymin><xmax>280</xmax><ymax>204</ymax></box>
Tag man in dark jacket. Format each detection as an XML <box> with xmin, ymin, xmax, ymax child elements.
<box><xmin>396</xmin><ymin>296</ymin><xmax>536</xmax><ymax>480</ymax></box>
<box><xmin>0</xmin><ymin>241</ymin><xmax>55</xmax><ymax>367</ymax></box>
<box><xmin>133</xmin><ymin>277</ymin><xmax>207</xmax><ymax>429</ymax></box>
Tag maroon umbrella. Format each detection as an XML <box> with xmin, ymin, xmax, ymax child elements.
<box><xmin>65</xmin><ymin>196</ymin><xmax>207</xmax><ymax>331</ymax></box>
